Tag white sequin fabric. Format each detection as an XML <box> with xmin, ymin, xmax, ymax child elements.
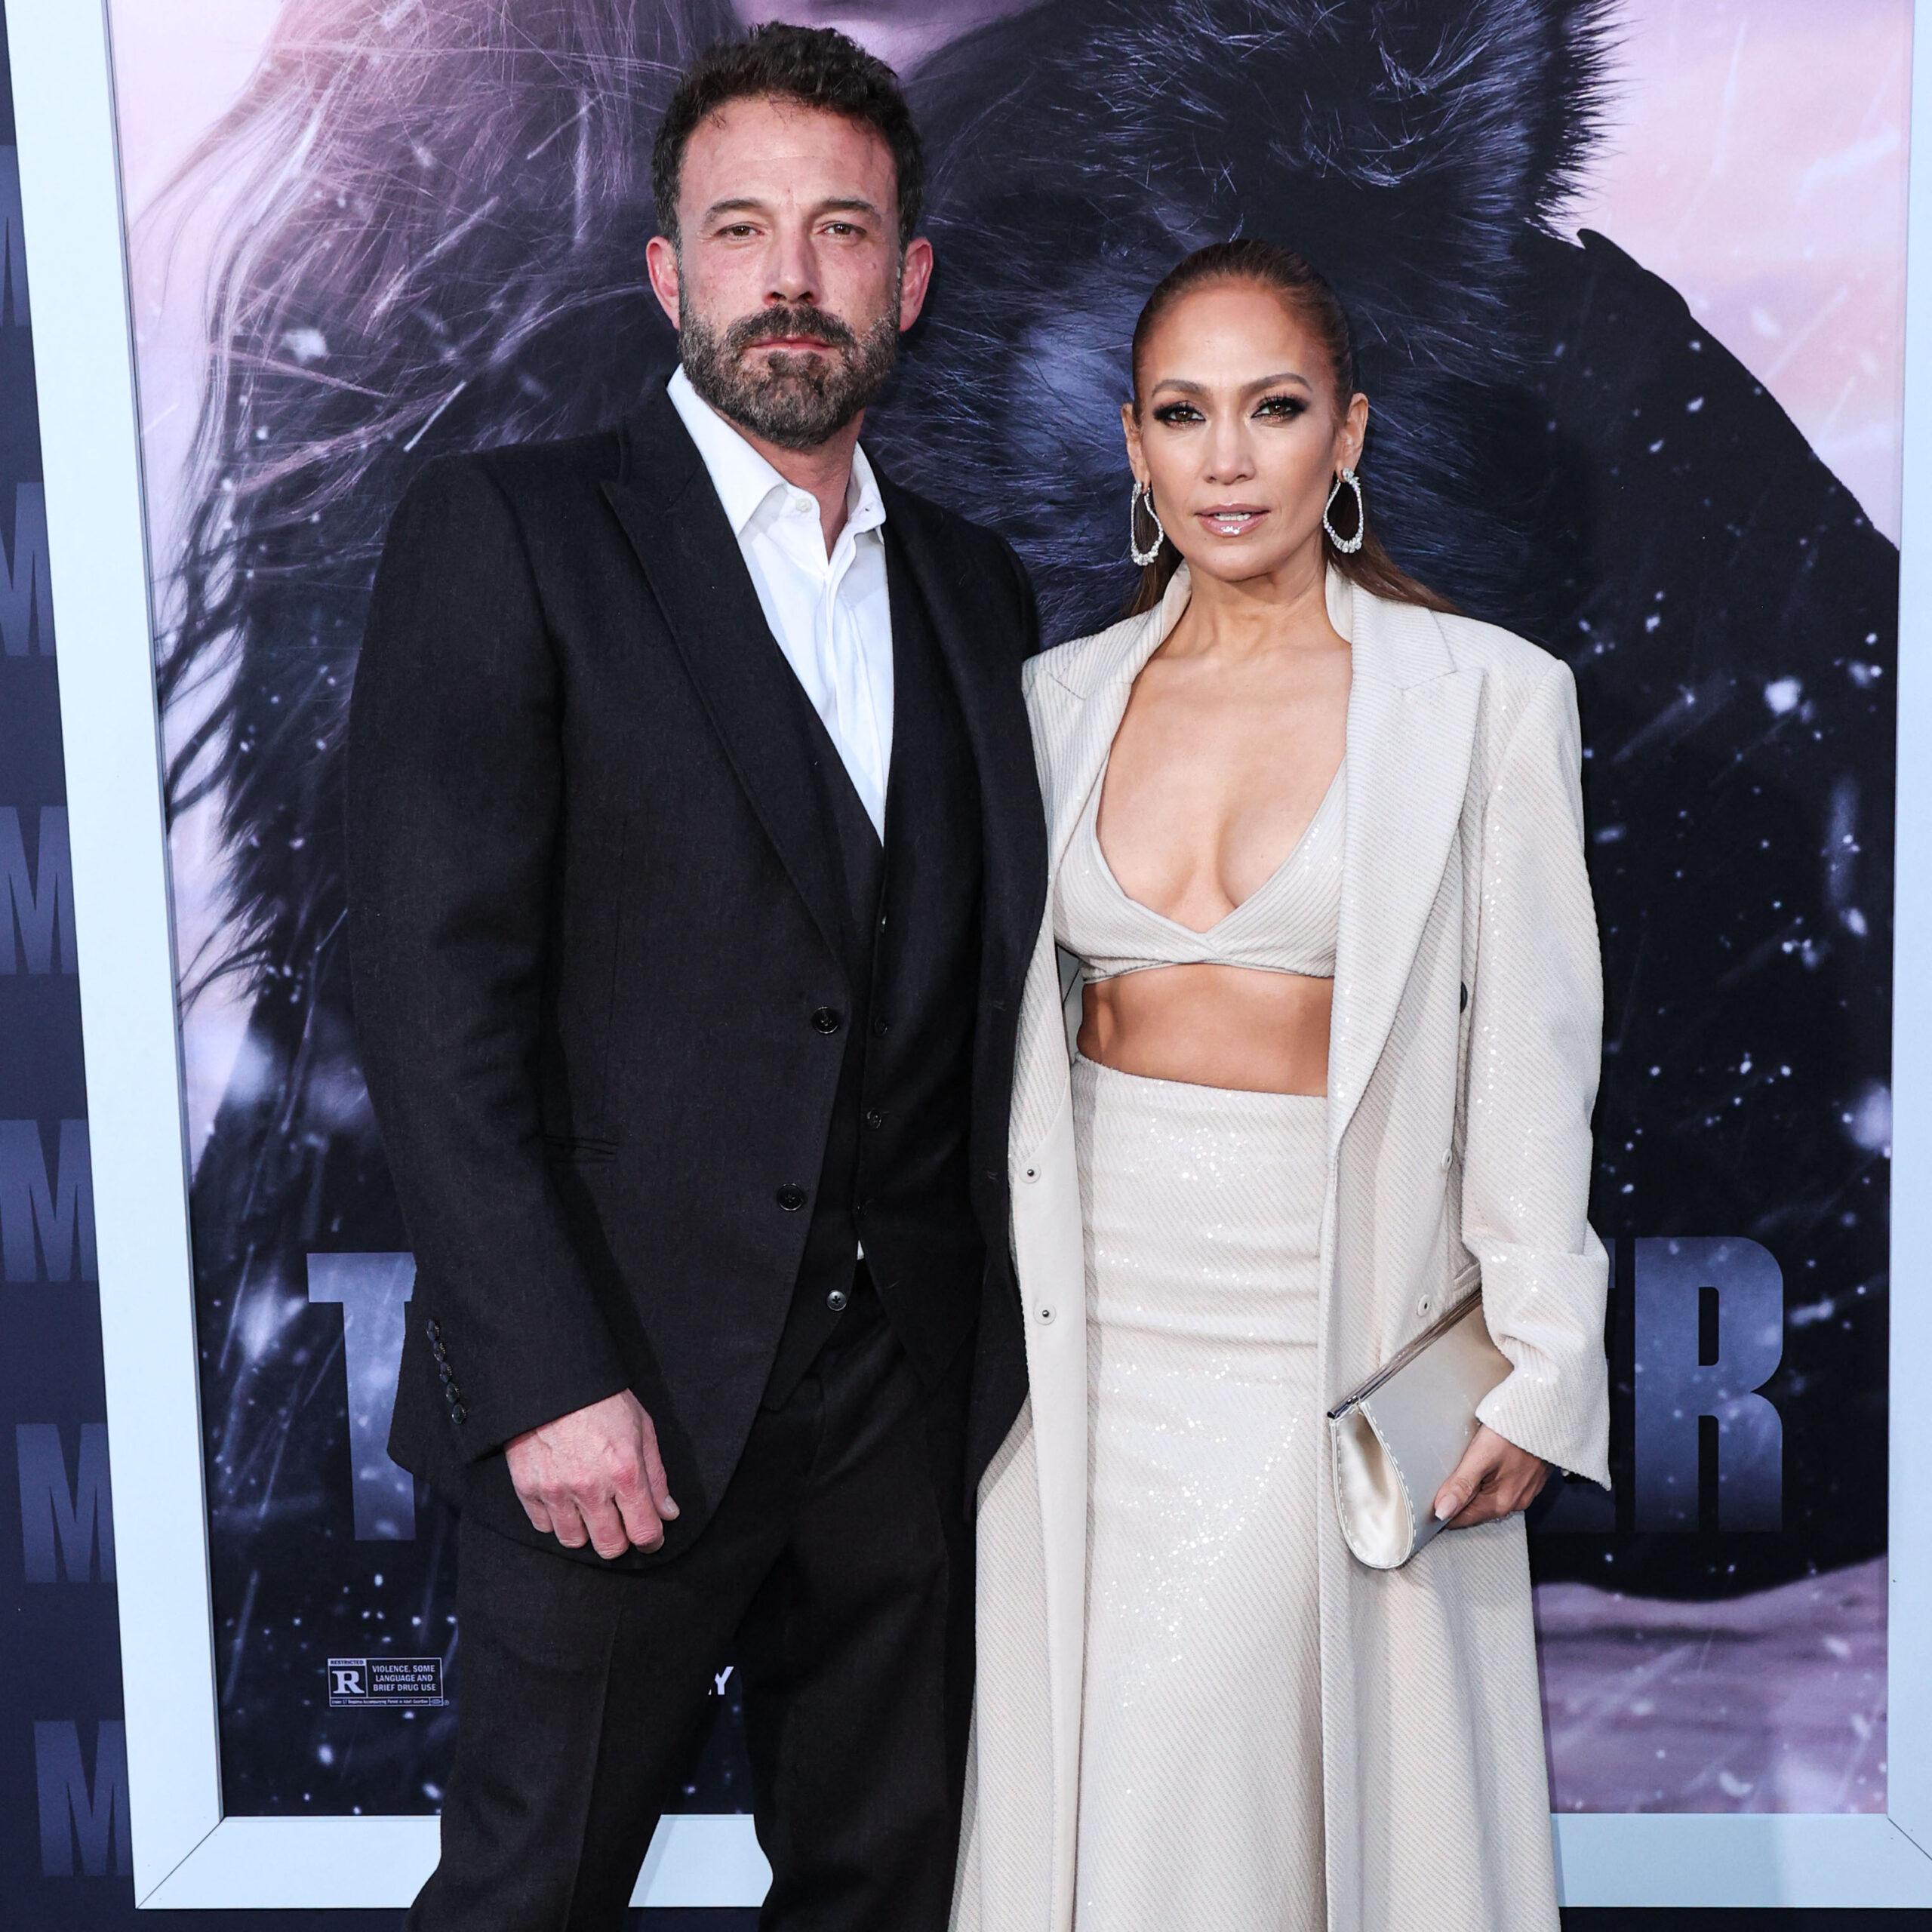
<box><xmin>1073</xmin><ymin>1054</ymin><xmax>1328</xmax><ymax>1930</ymax></box>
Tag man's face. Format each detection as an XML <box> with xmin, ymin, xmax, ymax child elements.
<box><xmin>647</xmin><ymin>97</ymin><xmax>932</xmax><ymax>451</ymax></box>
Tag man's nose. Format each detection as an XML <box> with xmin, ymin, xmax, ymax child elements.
<box><xmin>765</xmin><ymin>227</ymin><xmax>818</xmax><ymax>306</ymax></box>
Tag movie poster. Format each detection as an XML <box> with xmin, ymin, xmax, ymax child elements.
<box><xmin>105</xmin><ymin>0</ymin><xmax>1901</xmax><ymax>1820</ymax></box>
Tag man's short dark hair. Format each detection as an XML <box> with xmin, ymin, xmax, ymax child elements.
<box><xmin>652</xmin><ymin>24</ymin><xmax>924</xmax><ymax>248</ymax></box>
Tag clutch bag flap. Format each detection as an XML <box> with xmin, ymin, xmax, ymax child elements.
<box><xmin>1325</xmin><ymin>1282</ymin><xmax>1511</xmax><ymax>1569</ymax></box>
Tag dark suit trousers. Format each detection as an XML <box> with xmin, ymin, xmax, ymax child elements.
<box><xmin>408</xmin><ymin>1284</ymin><xmax>975</xmax><ymax>1931</ymax></box>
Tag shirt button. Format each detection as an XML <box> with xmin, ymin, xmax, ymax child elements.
<box><xmin>871</xmin><ymin>1017</ymin><xmax>891</xmax><ymax>1038</ymax></box>
<box><xmin>775</xmin><ymin>1184</ymin><xmax>808</xmax><ymax>1212</ymax></box>
<box><xmin>864</xmin><ymin>1109</ymin><xmax>885</xmax><ymax>1129</ymax></box>
<box><xmin>826</xmin><ymin>1287</ymin><xmax>851</xmax><ymax>1313</ymax></box>
<box><xmin>811</xmin><ymin>1006</ymin><xmax>842</xmax><ymax>1035</ymax></box>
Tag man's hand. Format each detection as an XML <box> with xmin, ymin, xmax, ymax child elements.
<box><xmin>506</xmin><ymin>1390</ymin><xmax>679</xmax><ymax>1558</ymax></box>
<box><xmin>1432</xmin><ymin>1423</ymin><xmax>1550</xmax><ymax>1531</ymax></box>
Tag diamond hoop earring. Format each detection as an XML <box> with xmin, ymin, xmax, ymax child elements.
<box><xmin>1128</xmin><ymin>479</ymin><xmax>1167</xmax><ymax>567</ymax></box>
<box><xmin>1324</xmin><ymin>466</ymin><xmax>1366</xmax><ymax>553</ymax></box>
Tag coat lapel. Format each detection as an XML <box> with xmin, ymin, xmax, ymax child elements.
<box><xmin>601</xmin><ymin>386</ymin><xmax>850</xmax><ymax>978</ymax></box>
<box><xmin>1324</xmin><ymin>572</ymin><xmax>1484</xmax><ymax>1161</ymax></box>
<box><xmin>1037</xmin><ymin>571</ymin><xmax>1189</xmax><ymax>875</ymax></box>
<box><xmin>875</xmin><ymin>478</ymin><xmax>1049</xmax><ymax>1008</ymax></box>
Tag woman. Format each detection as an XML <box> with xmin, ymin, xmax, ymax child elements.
<box><xmin>953</xmin><ymin>241</ymin><xmax>1613</xmax><ymax>1932</ymax></box>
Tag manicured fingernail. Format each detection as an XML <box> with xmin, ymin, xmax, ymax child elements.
<box><xmin>1435</xmin><ymin>1497</ymin><xmax>1455</xmax><ymax>1521</ymax></box>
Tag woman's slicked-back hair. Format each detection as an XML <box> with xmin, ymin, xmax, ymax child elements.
<box><xmin>1126</xmin><ymin>238</ymin><xmax>1457</xmax><ymax>618</ymax></box>
<box><xmin>651</xmin><ymin>23</ymin><xmax>924</xmax><ymax>245</ymax></box>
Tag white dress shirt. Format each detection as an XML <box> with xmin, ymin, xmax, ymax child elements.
<box><xmin>667</xmin><ymin>365</ymin><xmax>894</xmax><ymax>837</ymax></box>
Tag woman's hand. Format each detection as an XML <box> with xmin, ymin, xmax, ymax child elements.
<box><xmin>1432</xmin><ymin>1424</ymin><xmax>1551</xmax><ymax>1529</ymax></box>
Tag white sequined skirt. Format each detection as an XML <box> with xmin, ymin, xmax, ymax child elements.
<box><xmin>1072</xmin><ymin>1052</ymin><xmax>1328</xmax><ymax>1932</ymax></box>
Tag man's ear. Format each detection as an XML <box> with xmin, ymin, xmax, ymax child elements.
<box><xmin>898</xmin><ymin>236</ymin><xmax>935</xmax><ymax>333</ymax></box>
<box><xmin>646</xmin><ymin>235</ymin><xmax>682</xmax><ymax>332</ymax></box>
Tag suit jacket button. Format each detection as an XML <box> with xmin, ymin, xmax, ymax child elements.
<box><xmin>437</xmin><ymin>1361</ymin><xmax>455</xmax><ymax>1385</ymax></box>
<box><xmin>776</xmin><ymin>1184</ymin><xmax>808</xmax><ymax>1211</ymax></box>
<box><xmin>425</xmin><ymin>1319</ymin><xmax>441</xmax><ymax>1342</ymax></box>
<box><xmin>864</xmin><ymin>1109</ymin><xmax>885</xmax><ymax>1129</ymax></box>
<box><xmin>811</xmin><ymin>1006</ymin><xmax>842</xmax><ymax>1034</ymax></box>
<box><xmin>871</xmin><ymin>1017</ymin><xmax>891</xmax><ymax>1038</ymax></box>
<box><xmin>826</xmin><ymin>1287</ymin><xmax>851</xmax><ymax>1312</ymax></box>
<box><xmin>450</xmin><ymin>1403</ymin><xmax>467</xmax><ymax>1425</ymax></box>
<box><xmin>431</xmin><ymin>1339</ymin><xmax>448</xmax><ymax>1362</ymax></box>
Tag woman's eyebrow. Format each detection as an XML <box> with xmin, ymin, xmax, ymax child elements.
<box><xmin>1150</xmin><ymin>371</ymin><xmax>1313</xmax><ymax>395</ymax></box>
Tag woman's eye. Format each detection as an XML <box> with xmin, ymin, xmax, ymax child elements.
<box><xmin>1152</xmin><ymin>402</ymin><xmax>1203</xmax><ymax>425</ymax></box>
<box><xmin>1255</xmin><ymin>394</ymin><xmax>1306</xmax><ymax>419</ymax></box>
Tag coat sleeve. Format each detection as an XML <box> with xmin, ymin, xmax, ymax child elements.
<box><xmin>345</xmin><ymin>454</ymin><xmax>629</xmax><ymax>1462</ymax></box>
<box><xmin>1461</xmin><ymin>657</ymin><xmax>1613</xmax><ymax>1489</ymax></box>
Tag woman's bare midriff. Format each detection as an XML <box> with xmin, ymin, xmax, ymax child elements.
<box><xmin>1078</xmin><ymin>962</ymin><xmax>1332</xmax><ymax>1096</ymax></box>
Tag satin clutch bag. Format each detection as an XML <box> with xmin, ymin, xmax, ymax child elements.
<box><xmin>1325</xmin><ymin>1278</ymin><xmax>1512</xmax><ymax>1569</ymax></box>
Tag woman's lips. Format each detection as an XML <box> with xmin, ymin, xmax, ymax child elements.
<box><xmin>1197</xmin><ymin>506</ymin><xmax>1269</xmax><ymax>537</ymax></box>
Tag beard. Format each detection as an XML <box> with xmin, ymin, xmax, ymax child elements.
<box><xmin>680</xmin><ymin>294</ymin><xmax>901</xmax><ymax>451</ymax></box>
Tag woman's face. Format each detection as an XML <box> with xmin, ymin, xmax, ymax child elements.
<box><xmin>1123</xmin><ymin>280</ymin><xmax>1368</xmax><ymax>592</ymax></box>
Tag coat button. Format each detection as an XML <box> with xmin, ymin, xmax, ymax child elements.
<box><xmin>425</xmin><ymin>1319</ymin><xmax>441</xmax><ymax>1342</ymax></box>
<box><xmin>871</xmin><ymin>1016</ymin><xmax>891</xmax><ymax>1038</ymax></box>
<box><xmin>811</xmin><ymin>1006</ymin><xmax>842</xmax><ymax>1034</ymax></box>
<box><xmin>1440</xmin><ymin>1147</ymin><xmax>1452</xmax><ymax>1172</ymax></box>
<box><xmin>864</xmin><ymin>1109</ymin><xmax>885</xmax><ymax>1129</ymax></box>
<box><xmin>826</xmin><ymin>1287</ymin><xmax>851</xmax><ymax>1312</ymax></box>
<box><xmin>1460</xmin><ymin>980</ymin><xmax>1469</xmax><ymax>1012</ymax></box>
<box><xmin>1417</xmin><ymin>1297</ymin><xmax>1432</xmax><ymax>1317</ymax></box>
<box><xmin>430</xmin><ymin>1339</ymin><xmax>448</xmax><ymax>1362</ymax></box>
<box><xmin>450</xmin><ymin>1403</ymin><xmax>467</xmax><ymax>1425</ymax></box>
<box><xmin>1020</xmin><ymin>1166</ymin><xmax>1038</xmax><ymax>1183</ymax></box>
<box><xmin>1036</xmin><ymin>1304</ymin><xmax>1055</xmax><ymax>1324</ymax></box>
<box><xmin>775</xmin><ymin>1184</ymin><xmax>808</xmax><ymax>1212</ymax></box>
<box><xmin>436</xmin><ymin>1361</ymin><xmax>455</xmax><ymax>1385</ymax></box>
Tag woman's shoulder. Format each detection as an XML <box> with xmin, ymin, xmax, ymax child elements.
<box><xmin>1432</xmin><ymin>603</ymin><xmax>1572</xmax><ymax>696</ymax></box>
<box><xmin>1022</xmin><ymin>607</ymin><xmax>1152</xmax><ymax>699</ymax></box>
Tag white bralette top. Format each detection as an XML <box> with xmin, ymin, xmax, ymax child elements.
<box><xmin>1056</xmin><ymin>755</ymin><xmax>1346</xmax><ymax>983</ymax></box>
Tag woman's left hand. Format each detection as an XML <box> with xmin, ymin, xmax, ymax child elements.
<box><xmin>1432</xmin><ymin>1424</ymin><xmax>1552</xmax><ymax>1528</ymax></box>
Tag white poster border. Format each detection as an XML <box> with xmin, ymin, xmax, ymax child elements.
<box><xmin>10</xmin><ymin>0</ymin><xmax>1932</xmax><ymax>1908</ymax></box>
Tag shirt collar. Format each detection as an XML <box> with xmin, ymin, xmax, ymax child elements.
<box><xmin>667</xmin><ymin>363</ymin><xmax>886</xmax><ymax>542</ymax></box>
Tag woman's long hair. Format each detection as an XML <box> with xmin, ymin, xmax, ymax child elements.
<box><xmin>1125</xmin><ymin>240</ymin><xmax>1459</xmax><ymax>617</ymax></box>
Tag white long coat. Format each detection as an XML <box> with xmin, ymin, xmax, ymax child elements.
<box><xmin>952</xmin><ymin>565</ymin><xmax>1614</xmax><ymax>1932</ymax></box>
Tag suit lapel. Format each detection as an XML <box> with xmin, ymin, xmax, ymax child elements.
<box><xmin>877</xmin><ymin>476</ymin><xmax>1048</xmax><ymax>1007</ymax></box>
<box><xmin>1038</xmin><ymin>576</ymin><xmax>1186</xmax><ymax>876</ymax></box>
<box><xmin>1324</xmin><ymin>576</ymin><xmax>1484</xmax><ymax>1161</ymax></box>
<box><xmin>601</xmin><ymin>387</ymin><xmax>851</xmax><ymax>978</ymax></box>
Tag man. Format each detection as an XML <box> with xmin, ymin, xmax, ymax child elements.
<box><xmin>344</xmin><ymin>25</ymin><xmax>1044</xmax><ymax>1927</ymax></box>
